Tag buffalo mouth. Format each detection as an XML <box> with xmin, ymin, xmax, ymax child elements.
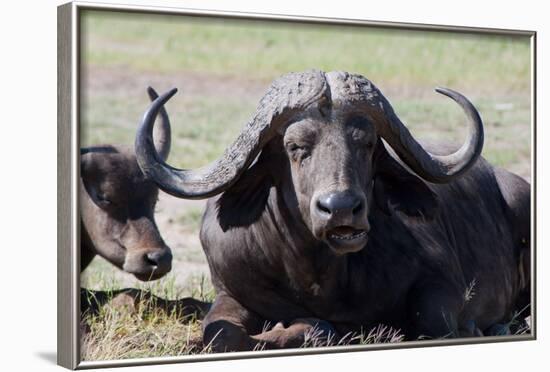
<box><xmin>123</xmin><ymin>249</ymin><xmax>172</xmax><ymax>282</ymax></box>
<box><xmin>325</xmin><ymin>226</ymin><xmax>368</xmax><ymax>253</ymax></box>
<box><xmin>134</xmin><ymin>270</ymin><xmax>168</xmax><ymax>282</ymax></box>
<box><xmin>131</xmin><ymin>261</ymin><xmax>172</xmax><ymax>281</ymax></box>
<box><xmin>131</xmin><ymin>260</ymin><xmax>172</xmax><ymax>281</ymax></box>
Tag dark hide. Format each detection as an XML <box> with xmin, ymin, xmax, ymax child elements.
<box><xmin>198</xmin><ymin>135</ymin><xmax>530</xmax><ymax>351</ymax></box>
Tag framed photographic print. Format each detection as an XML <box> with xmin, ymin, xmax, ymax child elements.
<box><xmin>57</xmin><ymin>1</ymin><xmax>536</xmax><ymax>369</ymax></box>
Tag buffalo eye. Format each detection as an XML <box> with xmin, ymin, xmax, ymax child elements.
<box><xmin>357</xmin><ymin>135</ymin><xmax>376</xmax><ymax>152</ymax></box>
<box><xmin>94</xmin><ymin>192</ymin><xmax>112</xmax><ymax>208</ymax></box>
<box><xmin>285</xmin><ymin>142</ymin><xmax>311</xmax><ymax>162</ymax></box>
<box><xmin>97</xmin><ymin>195</ymin><xmax>112</xmax><ymax>206</ymax></box>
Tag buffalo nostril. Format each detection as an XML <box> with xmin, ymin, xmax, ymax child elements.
<box><xmin>145</xmin><ymin>251</ymin><xmax>162</xmax><ymax>267</ymax></box>
<box><xmin>315</xmin><ymin>191</ymin><xmax>364</xmax><ymax>219</ymax></box>
<box><xmin>316</xmin><ymin>199</ymin><xmax>332</xmax><ymax>215</ymax></box>
<box><xmin>352</xmin><ymin>200</ymin><xmax>364</xmax><ymax>215</ymax></box>
<box><xmin>144</xmin><ymin>249</ymin><xmax>172</xmax><ymax>272</ymax></box>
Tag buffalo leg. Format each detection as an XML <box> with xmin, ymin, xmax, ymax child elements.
<box><xmin>202</xmin><ymin>292</ymin><xmax>263</xmax><ymax>352</ymax></box>
<box><xmin>250</xmin><ymin>317</ymin><xmax>336</xmax><ymax>349</ymax></box>
<box><xmin>202</xmin><ymin>292</ymin><xmax>336</xmax><ymax>352</ymax></box>
<box><xmin>484</xmin><ymin>323</ymin><xmax>511</xmax><ymax>336</ymax></box>
<box><xmin>407</xmin><ymin>283</ymin><xmax>467</xmax><ymax>339</ymax></box>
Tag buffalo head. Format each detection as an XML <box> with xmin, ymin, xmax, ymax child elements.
<box><xmin>135</xmin><ymin>71</ymin><xmax>483</xmax><ymax>255</ymax></box>
<box><xmin>81</xmin><ymin>87</ymin><xmax>173</xmax><ymax>280</ymax></box>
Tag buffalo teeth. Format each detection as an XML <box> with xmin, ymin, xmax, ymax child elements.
<box><xmin>330</xmin><ymin>231</ymin><xmax>366</xmax><ymax>241</ymax></box>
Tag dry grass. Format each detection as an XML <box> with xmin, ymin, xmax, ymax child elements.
<box><xmin>80</xmin><ymin>273</ymin><xmax>531</xmax><ymax>361</ymax></box>
<box><xmin>81</xmin><ymin>299</ymin><xmax>205</xmax><ymax>360</ymax></box>
<box><xmin>80</xmin><ymin>291</ymin><xmax>406</xmax><ymax>361</ymax></box>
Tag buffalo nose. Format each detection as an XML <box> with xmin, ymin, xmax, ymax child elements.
<box><xmin>144</xmin><ymin>250</ymin><xmax>172</xmax><ymax>270</ymax></box>
<box><xmin>315</xmin><ymin>191</ymin><xmax>364</xmax><ymax>219</ymax></box>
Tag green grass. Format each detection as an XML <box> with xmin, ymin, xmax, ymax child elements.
<box><xmin>80</xmin><ymin>84</ymin><xmax>258</xmax><ymax>169</ymax></box>
<box><xmin>81</xmin><ymin>10</ymin><xmax>531</xmax><ymax>91</ymax></box>
<box><xmin>80</xmin><ymin>9</ymin><xmax>531</xmax><ymax>177</ymax></box>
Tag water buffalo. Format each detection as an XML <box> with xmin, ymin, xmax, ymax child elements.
<box><xmin>135</xmin><ymin>70</ymin><xmax>531</xmax><ymax>351</ymax></box>
<box><xmin>81</xmin><ymin>87</ymin><xmax>173</xmax><ymax>281</ymax></box>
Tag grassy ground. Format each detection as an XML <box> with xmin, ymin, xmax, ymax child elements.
<box><xmin>82</xmin><ymin>297</ymin><xmax>405</xmax><ymax>360</ymax></box>
<box><xmin>79</xmin><ymin>9</ymin><xmax>532</xmax><ymax>361</ymax></box>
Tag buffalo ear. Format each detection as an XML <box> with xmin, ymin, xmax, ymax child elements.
<box><xmin>80</xmin><ymin>151</ymin><xmax>100</xmax><ymax>201</ymax></box>
<box><xmin>80</xmin><ymin>146</ymin><xmax>117</xmax><ymax>182</ymax></box>
<box><xmin>80</xmin><ymin>150</ymin><xmax>96</xmax><ymax>187</ymax></box>
<box><xmin>80</xmin><ymin>150</ymin><xmax>93</xmax><ymax>177</ymax></box>
<box><xmin>373</xmin><ymin>144</ymin><xmax>439</xmax><ymax>220</ymax></box>
<box><xmin>216</xmin><ymin>153</ymin><xmax>273</xmax><ymax>232</ymax></box>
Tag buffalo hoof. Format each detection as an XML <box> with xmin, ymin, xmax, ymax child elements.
<box><xmin>288</xmin><ymin>318</ymin><xmax>338</xmax><ymax>346</ymax></box>
<box><xmin>203</xmin><ymin>320</ymin><xmax>253</xmax><ymax>353</ymax></box>
<box><xmin>462</xmin><ymin>320</ymin><xmax>484</xmax><ymax>337</ymax></box>
<box><xmin>485</xmin><ymin>323</ymin><xmax>511</xmax><ymax>336</ymax></box>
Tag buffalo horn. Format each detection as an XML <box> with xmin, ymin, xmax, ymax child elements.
<box><xmin>375</xmin><ymin>87</ymin><xmax>484</xmax><ymax>183</ymax></box>
<box><xmin>135</xmin><ymin>70</ymin><xmax>328</xmax><ymax>199</ymax></box>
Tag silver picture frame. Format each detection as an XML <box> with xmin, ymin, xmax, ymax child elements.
<box><xmin>57</xmin><ymin>1</ymin><xmax>537</xmax><ymax>369</ymax></box>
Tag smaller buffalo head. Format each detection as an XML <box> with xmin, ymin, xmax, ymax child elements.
<box><xmin>81</xmin><ymin>87</ymin><xmax>172</xmax><ymax>280</ymax></box>
<box><xmin>135</xmin><ymin>71</ymin><xmax>483</xmax><ymax>255</ymax></box>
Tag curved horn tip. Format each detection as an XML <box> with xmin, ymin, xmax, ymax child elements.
<box><xmin>147</xmin><ymin>86</ymin><xmax>159</xmax><ymax>99</ymax></box>
<box><xmin>434</xmin><ymin>87</ymin><xmax>459</xmax><ymax>98</ymax></box>
<box><xmin>157</xmin><ymin>88</ymin><xmax>178</xmax><ymax>104</ymax></box>
<box><xmin>165</xmin><ymin>87</ymin><xmax>178</xmax><ymax>97</ymax></box>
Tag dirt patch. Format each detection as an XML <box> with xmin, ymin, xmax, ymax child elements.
<box><xmin>81</xmin><ymin>65</ymin><xmax>269</xmax><ymax>102</ymax></box>
<box><xmin>81</xmin><ymin>64</ymin><xmax>513</xmax><ymax>102</ymax></box>
<box><xmin>155</xmin><ymin>194</ymin><xmax>210</xmax><ymax>288</ymax></box>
